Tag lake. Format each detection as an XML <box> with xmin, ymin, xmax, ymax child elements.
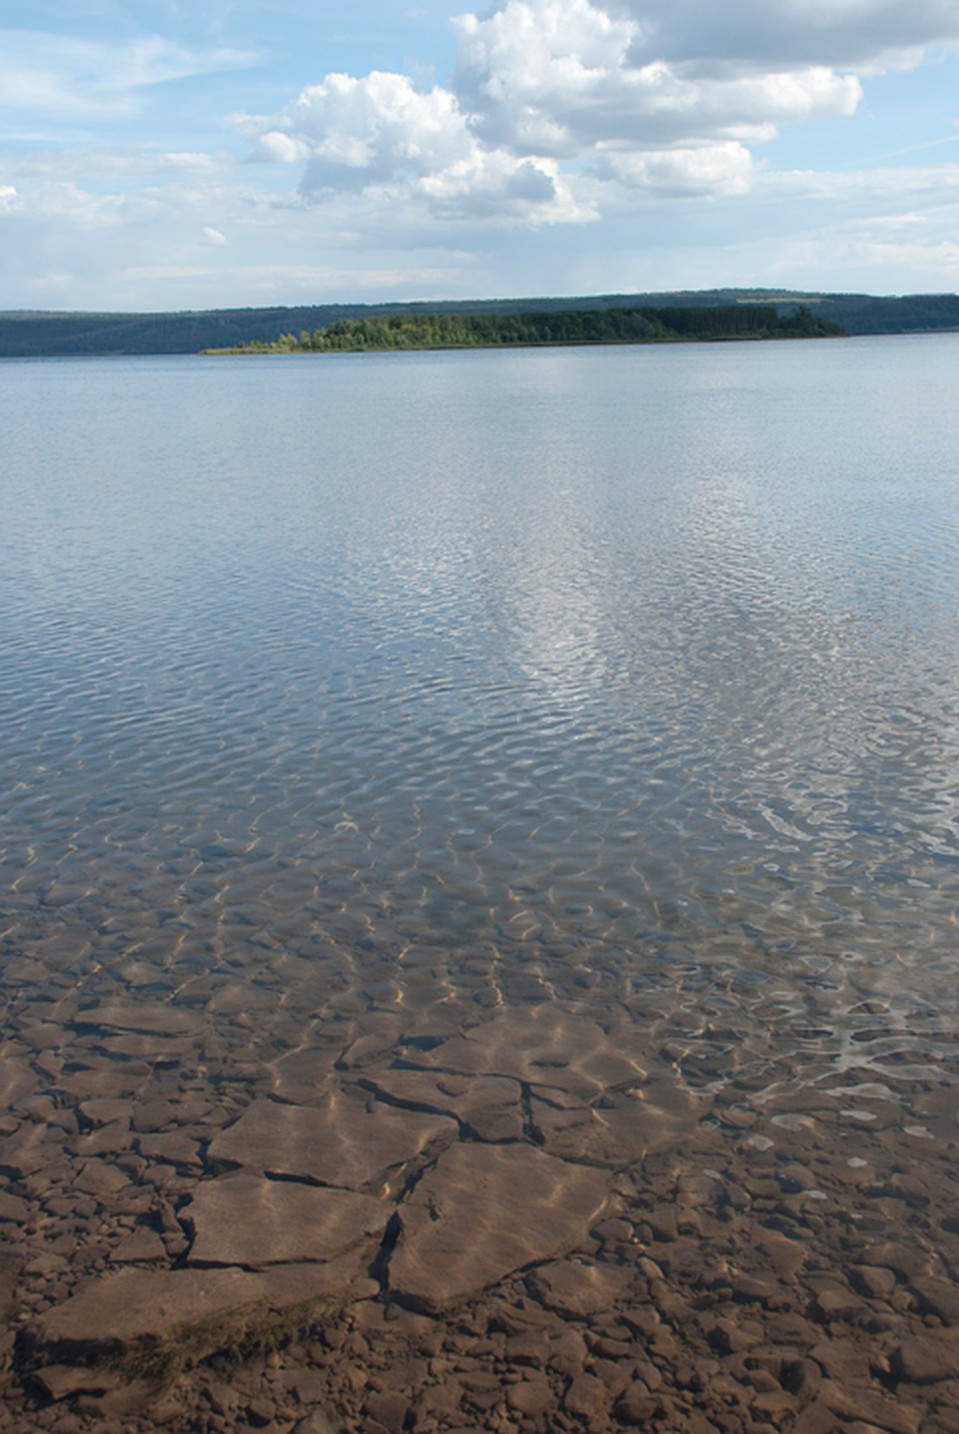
<box><xmin>2</xmin><ymin>334</ymin><xmax>958</xmax><ymax>1429</ymax></box>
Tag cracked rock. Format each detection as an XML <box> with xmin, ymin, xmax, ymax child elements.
<box><xmin>388</xmin><ymin>1142</ymin><xmax>609</xmax><ymax>1312</ymax></box>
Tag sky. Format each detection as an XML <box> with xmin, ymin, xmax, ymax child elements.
<box><xmin>1</xmin><ymin>0</ymin><xmax>958</xmax><ymax>312</ymax></box>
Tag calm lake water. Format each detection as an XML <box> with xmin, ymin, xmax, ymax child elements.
<box><xmin>4</xmin><ymin>336</ymin><xmax>959</xmax><ymax>1427</ymax></box>
<box><xmin>2</xmin><ymin>334</ymin><xmax>958</xmax><ymax>1097</ymax></box>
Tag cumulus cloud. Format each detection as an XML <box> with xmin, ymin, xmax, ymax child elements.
<box><xmin>236</xmin><ymin>67</ymin><xmax>590</xmax><ymax>223</ymax></box>
<box><xmin>453</xmin><ymin>0</ymin><xmax>862</xmax><ymax>155</ymax></box>
<box><xmin>595</xmin><ymin>142</ymin><xmax>755</xmax><ymax>197</ymax></box>
<box><xmin>621</xmin><ymin>0</ymin><xmax>959</xmax><ymax>71</ymax></box>
<box><xmin>237</xmin><ymin>0</ymin><xmax>957</xmax><ymax>226</ymax></box>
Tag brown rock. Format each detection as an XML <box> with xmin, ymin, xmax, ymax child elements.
<box><xmin>526</xmin><ymin>1259</ymin><xmax>632</xmax><ymax>1318</ymax></box>
<box><xmin>817</xmin><ymin>1378</ymin><xmax>921</xmax><ymax>1434</ymax></box>
<box><xmin>507</xmin><ymin>1375</ymin><xmax>554</xmax><ymax>1417</ymax></box>
<box><xmin>292</xmin><ymin>1414</ymin><xmax>340</xmax><ymax>1434</ymax></box>
<box><xmin>247</xmin><ymin>1398</ymin><xmax>277</xmax><ymax>1428</ymax></box>
<box><xmin>893</xmin><ymin>1333</ymin><xmax>959</xmax><ymax>1383</ymax></box>
<box><xmin>389</xmin><ymin>1143</ymin><xmax>608</xmax><ymax>1311</ymax></box>
<box><xmin>813</xmin><ymin>1285</ymin><xmax>865</xmax><ymax>1321</ymax></box>
<box><xmin>0</xmin><ymin>1057</ymin><xmax>37</xmax><ymax>1109</ymax></box>
<box><xmin>782</xmin><ymin>1357</ymin><xmax>823</xmax><ymax>1401</ymax></box>
<box><xmin>108</xmin><ymin>1228</ymin><xmax>168</xmax><ymax>1264</ymax></box>
<box><xmin>405</xmin><ymin>1006</ymin><xmax>648</xmax><ymax>1099</ymax></box>
<box><xmin>361</xmin><ymin>1070</ymin><xmax>525</xmax><ymax>1143</ymax></box>
<box><xmin>564</xmin><ymin>1372</ymin><xmax>608</xmax><ymax>1418</ymax></box>
<box><xmin>850</xmin><ymin>1266</ymin><xmax>897</xmax><ymax>1301</ymax></box>
<box><xmin>76</xmin><ymin>1001</ymin><xmax>196</xmax><ymax>1036</ymax></box>
<box><xmin>0</xmin><ymin>1124</ymin><xmax>59</xmax><ymax>1178</ymax></box>
<box><xmin>23</xmin><ymin>1260</ymin><xmax>376</xmax><ymax>1375</ymax></box>
<box><xmin>752</xmin><ymin>1389</ymin><xmax>800</xmax><ymax>1418</ymax></box>
<box><xmin>138</xmin><ymin>1132</ymin><xmax>202</xmax><ymax>1167</ymax></box>
<box><xmin>28</xmin><ymin>1364</ymin><xmax>122</xmax><ymax>1401</ymax></box>
<box><xmin>184</xmin><ymin>1173</ymin><xmax>388</xmax><ymax>1267</ymax></box>
<box><xmin>809</xmin><ymin>1338</ymin><xmax>870</xmax><ymax>1384</ymax></box>
<box><xmin>911</xmin><ymin>1277</ymin><xmax>959</xmax><ymax>1326</ymax></box>
<box><xmin>614</xmin><ymin>1382</ymin><xmax>660</xmax><ymax>1424</ymax></box>
<box><xmin>364</xmin><ymin>1391</ymin><xmax>409</xmax><ymax>1431</ymax></box>
<box><xmin>208</xmin><ymin>1094</ymin><xmax>456</xmax><ymax>1193</ymax></box>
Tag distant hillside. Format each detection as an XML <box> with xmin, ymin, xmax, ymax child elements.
<box><xmin>0</xmin><ymin>290</ymin><xmax>956</xmax><ymax>357</ymax></box>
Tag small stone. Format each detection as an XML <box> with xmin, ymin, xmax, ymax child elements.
<box><xmin>752</xmin><ymin>1389</ymin><xmax>799</xmax><ymax>1418</ymax></box>
<box><xmin>364</xmin><ymin>1392</ymin><xmax>409</xmax><ymax>1432</ymax></box>
<box><xmin>526</xmin><ymin>1259</ymin><xmax>631</xmax><ymax>1319</ymax></box>
<box><xmin>293</xmin><ymin>1414</ymin><xmax>339</xmax><ymax>1434</ymax></box>
<box><xmin>247</xmin><ymin>1397</ymin><xmax>276</xmax><ymax>1427</ymax></box>
<box><xmin>614</xmin><ymin>1382</ymin><xmax>659</xmax><ymax>1424</ymax></box>
<box><xmin>911</xmin><ymin>1278</ymin><xmax>959</xmax><ymax>1326</ymax></box>
<box><xmin>782</xmin><ymin>1358</ymin><xmax>823</xmax><ymax>1401</ymax></box>
<box><xmin>28</xmin><ymin>1365</ymin><xmax>120</xmax><ymax>1402</ymax></box>
<box><xmin>850</xmin><ymin>1266</ymin><xmax>897</xmax><ymax>1301</ymax></box>
<box><xmin>893</xmin><ymin>1335</ymin><xmax>959</xmax><ymax>1384</ymax></box>
<box><xmin>203</xmin><ymin>1382</ymin><xmax>239</xmax><ymax>1416</ymax></box>
<box><xmin>507</xmin><ymin>1376</ymin><xmax>553</xmax><ymax>1417</ymax></box>
<box><xmin>108</xmin><ymin>1228</ymin><xmax>168</xmax><ymax>1265</ymax></box>
<box><xmin>564</xmin><ymin>1373</ymin><xmax>607</xmax><ymax>1418</ymax></box>
<box><xmin>814</xmin><ymin>1286</ymin><xmax>864</xmax><ymax>1321</ymax></box>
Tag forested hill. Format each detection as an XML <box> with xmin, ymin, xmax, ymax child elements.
<box><xmin>210</xmin><ymin>304</ymin><xmax>843</xmax><ymax>353</ymax></box>
<box><xmin>0</xmin><ymin>289</ymin><xmax>956</xmax><ymax>356</ymax></box>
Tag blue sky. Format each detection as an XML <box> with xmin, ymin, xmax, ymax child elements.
<box><xmin>1</xmin><ymin>0</ymin><xmax>958</xmax><ymax>311</ymax></box>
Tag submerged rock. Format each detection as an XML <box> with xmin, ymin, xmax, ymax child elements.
<box><xmin>388</xmin><ymin>1142</ymin><xmax>609</xmax><ymax>1312</ymax></box>
<box><xmin>22</xmin><ymin>1260</ymin><xmax>378</xmax><ymax>1379</ymax></box>
<box><xmin>208</xmin><ymin>1093</ymin><xmax>457</xmax><ymax>1194</ymax></box>
<box><xmin>403</xmin><ymin>1007</ymin><xmax>648</xmax><ymax>1102</ymax></box>
<box><xmin>184</xmin><ymin>1173</ymin><xmax>388</xmax><ymax>1268</ymax></box>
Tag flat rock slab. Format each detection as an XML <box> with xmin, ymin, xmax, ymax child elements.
<box><xmin>0</xmin><ymin>1057</ymin><xmax>37</xmax><ymax>1109</ymax></box>
<box><xmin>363</xmin><ymin>1069</ymin><xmax>525</xmax><ymax>1143</ymax></box>
<box><xmin>389</xmin><ymin>1142</ymin><xmax>609</xmax><ymax>1312</ymax></box>
<box><xmin>184</xmin><ymin>1173</ymin><xmax>388</xmax><ymax>1267</ymax></box>
<box><xmin>532</xmin><ymin>1080</ymin><xmax>712</xmax><ymax>1165</ymax></box>
<box><xmin>403</xmin><ymin>1008</ymin><xmax>648</xmax><ymax>1101</ymax></box>
<box><xmin>208</xmin><ymin>1094</ymin><xmax>456</xmax><ymax>1193</ymax></box>
<box><xmin>0</xmin><ymin>1124</ymin><xmax>62</xmax><ymax>1179</ymax></box>
<box><xmin>74</xmin><ymin>1001</ymin><xmax>197</xmax><ymax>1036</ymax></box>
<box><xmin>23</xmin><ymin>1259</ymin><xmax>377</xmax><ymax>1376</ymax></box>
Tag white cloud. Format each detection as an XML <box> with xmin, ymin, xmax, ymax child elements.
<box><xmin>236</xmin><ymin>68</ymin><xmax>591</xmax><ymax>223</ymax></box>
<box><xmin>5</xmin><ymin>148</ymin><xmax>225</xmax><ymax>181</ymax></box>
<box><xmin>453</xmin><ymin>0</ymin><xmax>862</xmax><ymax>155</ymax></box>
<box><xmin>0</xmin><ymin>31</ymin><xmax>255</xmax><ymax>125</ymax></box>
<box><xmin>595</xmin><ymin>142</ymin><xmax>755</xmax><ymax>197</ymax></box>
<box><xmin>622</xmin><ymin>0</ymin><xmax>959</xmax><ymax>71</ymax></box>
<box><xmin>240</xmin><ymin>0</ymin><xmax>948</xmax><ymax>227</ymax></box>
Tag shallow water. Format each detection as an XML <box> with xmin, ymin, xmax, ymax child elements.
<box><xmin>2</xmin><ymin>335</ymin><xmax>958</xmax><ymax>1426</ymax></box>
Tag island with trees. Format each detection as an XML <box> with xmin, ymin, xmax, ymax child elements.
<box><xmin>204</xmin><ymin>304</ymin><xmax>844</xmax><ymax>354</ymax></box>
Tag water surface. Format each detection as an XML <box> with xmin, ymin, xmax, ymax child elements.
<box><xmin>4</xmin><ymin>334</ymin><xmax>959</xmax><ymax>1421</ymax></box>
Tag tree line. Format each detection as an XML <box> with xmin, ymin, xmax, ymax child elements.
<box><xmin>209</xmin><ymin>304</ymin><xmax>845</xmax><ymax>354</ymax></box>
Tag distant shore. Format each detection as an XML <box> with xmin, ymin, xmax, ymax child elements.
<box><xmin>202</xmin><ymin>303</ymin><xmax>845</xmax><ymax>355</ymax></box>
<box><xmin>2</xmin><ymin>289</ymin><xmax>957</xmax><ymax>356</ymax></box>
